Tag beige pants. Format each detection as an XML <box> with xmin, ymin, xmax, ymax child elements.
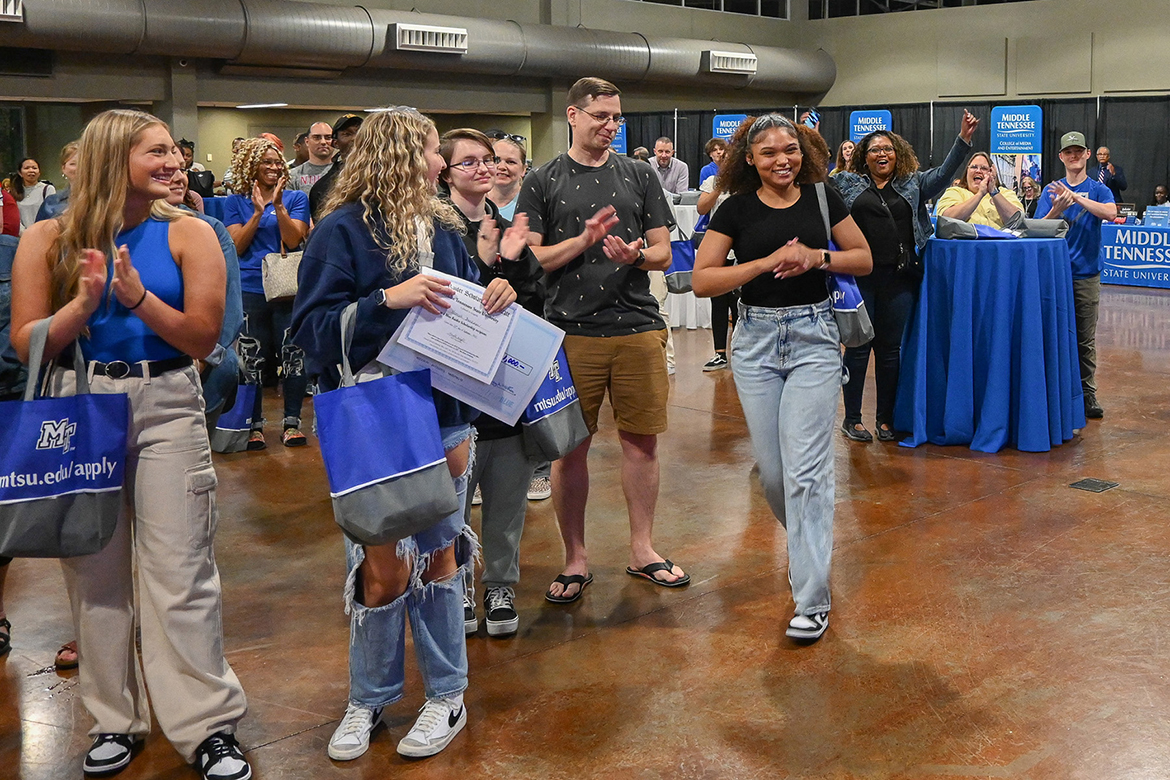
<box><xmin>54</xmin><ymin>365</ymin><xmax>247</xmax><ymax>762</ymax></box>
<box><xmin>648</xmin><ymin>270</ymin><xmax>676</xmax><ymax>370</ymax></box>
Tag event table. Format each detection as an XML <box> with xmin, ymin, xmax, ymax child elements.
<box><xmin>1100</xmin><ymin>222</ymin><xmax>1170</xmax><ymax>289</ymax></box>
<box><xmin>667</xmin><ymin>202</ymin><xmax>711</xmax><ymax>329</ymax></box>
<box><xmin>893</xmin><ymin>237</ymin><xmax>1085</xmax><ymax>453</ymax></box>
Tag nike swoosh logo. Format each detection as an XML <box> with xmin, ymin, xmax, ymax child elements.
<box><xmin>448</xmin><ymin>706</ymin><xmax>463</xmax><ymax>729</ymax></box>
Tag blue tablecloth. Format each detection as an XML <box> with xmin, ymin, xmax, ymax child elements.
<box><xmin>894</xmin><ymin>238</ymin><xmax>1086</xmax><ymax>453</ymax></box>
<box><xmin>203</xmin><ymin>196</ymin><xmax>227</xmax><ymax>222</ymax></box>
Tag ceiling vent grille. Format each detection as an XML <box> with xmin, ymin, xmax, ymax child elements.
<box><xmin>702</xmin><ymin>50</ymin><xmax>758</xmax><ymax>75</ymax></box>
<box><xmin>390</xmin><ymin>23</ymin><xmax>468</xmax><ymax>55</ymax></box>
<box><xmin>0</xmin><ymin>0</ymin><xmax>22</xmax><ymax>23</ymax></box>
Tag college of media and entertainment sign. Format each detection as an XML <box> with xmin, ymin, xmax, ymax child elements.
<box><xmin>1101</xmin><ymin>224</ymin><xmax>1170</xmax><ymax>289</ymax></box>
<box><xmin>990</xmin><ymin>105</ymin><xmax>1043</xmax><ymax>153</ymax></box>
<box><xmin>713</xmin><ymin>114</ymin><xmax>748</xmax><ymax>140</ymax></box>
<box><xmin>849</xmin><ymin>110</ymin><xmax>891</xmax><ymax>143</ymax></box>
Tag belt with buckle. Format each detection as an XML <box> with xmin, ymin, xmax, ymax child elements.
<box><xmin>89</xmin><ymin>355</ymin><xmax>193</xmax><ymax>379</ymax></box>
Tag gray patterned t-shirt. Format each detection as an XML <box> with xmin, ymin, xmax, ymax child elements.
<box><xmin>518</xmin><ymin>153</ymin><xmax>675</xmax><ymax>337</ymax></box>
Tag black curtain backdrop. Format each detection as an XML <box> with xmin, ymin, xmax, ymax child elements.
<box><xmin>622</xmin><ymin>97</ymin><xmax>1170</xmax><ymax>208</ymax></box>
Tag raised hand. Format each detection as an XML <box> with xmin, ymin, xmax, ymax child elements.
<box><xmin>272</xmin><ymin>176</ymin><xmax>287</xmax><ymax>208</ymax></box>
<box><xmin>1047</xmin><ymin>182</ymin><xmax>1076</xmax><ymax>215</ymax></box>
<box><xmin>251</xmin><ymin>183</ymin><xmax>266</xmax><ymax>214</ymax></box>
<box><xmin>500</xmin><ymin>212</ymin><xmax>529</xmax><ymax>261</ymax></box>
<box><xmin>111</xmin><ymin>245</ymin><xmax>147</xmax><ymax>310</ymax></box>
<box><xmin>481</xmin><ymin>277</ymin><xmax>517</xmax><ymax>315</ymax></box>
<box><xmin>384</xmin><ymin>274</ymin><xmax>455</xmax><ymax>315</ymax></box>
<box><xmin>582</xmin><ymin>206</ymin><xmax>620</xmax><ymax>246</ymax></box>
<box><xmin>75</xmin><ymin>248</ymin><xmax>108</xmax><ymax>315</ymax></box>
<box><xmin>477</xmin><ymin>216</ymin><xmax>501</xmax><ymax>264</ymax></box>
<box><xmin>960</xmin><ymin>109</ymin><xmax>979</xmax><ymax>143</ymax></box>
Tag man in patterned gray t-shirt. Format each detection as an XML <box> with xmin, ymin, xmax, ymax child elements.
<box><xmin>518</xmin><ymin>77</ymin><xmax>689</xmax><ymax>603</ymax></box>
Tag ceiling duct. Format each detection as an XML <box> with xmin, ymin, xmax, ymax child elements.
<box><xmin>1</xmin><ymin>0</ymin><xmax>23</xmax><ymax>23</ymax></box>
<box><xmin>391</xmin><ymin>22</ymin><xmax>468</xmax><ymax>55</ymax></box>
<box><xmin>703</xmin><ymin>50</ymin><xmax>758</xmax><ymax>76</ymax></box>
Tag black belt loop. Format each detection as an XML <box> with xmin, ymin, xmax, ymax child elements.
<box><xmin>89</xmin><ymin>355</ymin><xmax>193</xmax><ymax>379</ymax></box>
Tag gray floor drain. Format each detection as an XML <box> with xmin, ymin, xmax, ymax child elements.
<box><xmin>1070</xmin><ymin>478</ymin><xmax>1120</xmax><ymax>493</ymax></box>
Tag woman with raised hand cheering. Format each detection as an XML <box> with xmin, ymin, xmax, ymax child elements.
<box><xmin>290</xmin><ymin>107</ymin><xmax>515</xmax><ymax>762</ymax></box>
<box><xmin>222</xmin><ymin>137</ymin><xmax>310</xmax><ymax>449</ymax></box>
<box><xmin>10</xmin><ymin>108</ymin><xmax>249</xmax><ymax>780</ymax></box>
<box><xmin>693</xmin><ymin>114</ymin><xmax>871</xmax><ymax>644</ymax></box>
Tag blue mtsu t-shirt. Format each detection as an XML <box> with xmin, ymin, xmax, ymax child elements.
<box><xmin>1035</xmin><ymin>178</ymin><xmax>1114</xmax><ymax>279</ymax></box>
<box><xmin>699</xmin><ymin>161</ymin><xmax>719</xmax><ymax>183</ymax></box>
<box><xmin>222</xmin><ymin>190</ymin><xmax>310</xmax><ymax>294</ymax></box>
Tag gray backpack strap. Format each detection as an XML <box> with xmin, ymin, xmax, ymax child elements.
<box><xmin>338</xmin><ymin>302</ymin><xmax>360</xmax><ymax>387</ymax></box>
<box><xmin>814</xmin><ymin>181</ymin><xmax>832</xmax><ymax>245</ymax></box>
<box><xmin>24</xmin><ymin>316</ymin><xmax>88</xmax><ymax>401</ymax></box>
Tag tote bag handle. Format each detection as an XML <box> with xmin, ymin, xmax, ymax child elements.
<box><xmin>23</xmin><ymin>317</ymin><xmax>89</xmax><ymax>401</ymax></box>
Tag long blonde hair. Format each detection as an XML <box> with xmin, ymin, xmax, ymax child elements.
<box><xmin>227</xmin><ymin>137</ymin><xmax>291</xmax><ymax>195</ymax></box>
<box><xmin>321</xmin><ymin>107</ymin><xmax>462</xmax><ymax>275</ymax></box>
<box><xmin>51</xmin><ymin>109</ymin><xmax>184</xmax><ymax>313</ymax></box>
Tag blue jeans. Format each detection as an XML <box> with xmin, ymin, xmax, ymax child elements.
<box><xmin>731</xmin><ymin>300</ymin><xmax>840</xmax><ymax>616</ymax></box>
<box><xmin>344</xmin><ymin>425</ymin><xmax>476</xmax><ymax>706</ymax></box>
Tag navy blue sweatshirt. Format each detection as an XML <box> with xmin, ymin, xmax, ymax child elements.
<box><xmin>289</xmin><ymin>201</ymin><xmax>481</xmax><ymax>428</ymax></box>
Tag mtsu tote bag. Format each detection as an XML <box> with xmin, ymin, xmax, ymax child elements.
<box><xmin>313</xmin><ymin>303</ymin><xmax>460</xmax><ymax>546</ymax></box>
<box><xmin>814</xmin><ymin>182</ymin><xmax>875</xmax><ymax>348</ymax></box>
<box><xmin>520</xmin><ymin>346</ymin><xmax>590</xmax><ymax>461</ymax></box>
<box><xmin>0</xmin><ymin>318</ymin><xmax>128</xmax><ymax>558</ymax></box>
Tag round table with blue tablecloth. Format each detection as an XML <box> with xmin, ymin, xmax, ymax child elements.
<box><xmin>894</xmin><ymin>237</ymin><xmax>1086</xmax><ymax>453</ymax></box>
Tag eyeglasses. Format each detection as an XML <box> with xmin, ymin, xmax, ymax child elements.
<box><xmin>575</xmin><ymin>107</ymin><xmax>626</xmax><ymax>126</ymax></box>
<box><xmin>486</xmin><ymin>131</ymin><xmax>527</xmax><ymax>145</ymax></box>
<box><xmin>968</xmin><ymin>165</ymin><xmax>992</xmax><ymax>172</ymax></box>
<box><xmin>450</xmin><ymin>156</ymin><xmax>500</xmax><ymax>171</ymax></box>
<box><xmin>867</xmin><ymin>146</ymin><xmax>896</xmax><ymax>156</ymax></box>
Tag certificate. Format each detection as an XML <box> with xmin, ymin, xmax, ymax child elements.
<box><xmin>397</xmin><ymin>268</ymin><xmax>518</xmax><ymax>383</ymax></box>
<box><xmin>377</xmin><ymin>307</ymin><xmax>564</xmax><ymax>426</ymax></box>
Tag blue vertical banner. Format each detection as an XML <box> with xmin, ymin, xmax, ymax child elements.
<box><xmin>611</xmin><ymin>123</ymin><xmax>627</xmax><ymax>155</ymax></box>
<box><xmin>991</xmin><ymin>105</ymin><xmax>1043</xmax><ymax>153</ymax></box>
<box><xmin>849</xmin><ymin>110</ymin><xmax>892</xmax><ymax>143</ymax></box>
<box><xmin>713</xmin><ymin>114</ymin><xmax>748</xmax><ymax>141</ymax></box>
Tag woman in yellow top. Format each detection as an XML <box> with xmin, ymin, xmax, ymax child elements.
<box><xmin>935</xmin><ymin>151</ymin><xmax>1024</xmax><ymax>228</ymax></box>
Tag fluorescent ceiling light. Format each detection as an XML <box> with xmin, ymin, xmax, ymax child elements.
<box><xmin>236</xmin><ymin>102</ymin><xmax>288</xmax><ymax>109</ymax></box>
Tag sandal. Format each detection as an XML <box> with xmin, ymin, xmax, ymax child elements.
<box><xmin>545</xmin><ymin>573</ymin><xmax>593</xmax><ymax>604</ymax></box>
<box><xmin>55</xmin><ymin>640</ymin><xmax>78</xmax><ymax>670</ymax></box>
<box><xmin>247</xmin><ymin>430</ymin><xmax>267</xmax><ymax>451</ymax></box>
<box><xmin>876</xmin><ymin>423</ymin><xmax>898</xmax><ymax>442</ymax></box>
<box><xmin>0</xmin><ymin>617</ymin><xmax>10</xmax><ymax>656</ymax></box>
<box><xmin>281</xmin><ymin>427</ymin><xmax>307</xmax><ymax>447</ymax></box>
<box><xmin>841</xmin><ymin>422</ymin><xmax>873</xmax><ymax>443</ymax></box>
<box><xmin>626</xmin><ymin>559</ymin><xmax>691</xmax><ymax>588</ymax></box>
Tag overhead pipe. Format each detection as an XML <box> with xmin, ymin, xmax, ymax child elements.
<box><xmin>0</xmin><ymin>0</ymin><xmax>836</xmax><ymax>95</ymax></box>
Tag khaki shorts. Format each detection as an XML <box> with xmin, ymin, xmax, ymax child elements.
<box><xmin>562</xmin><ymin>329</ymin><xmax>670</xmax><ymax>436</ymax></box>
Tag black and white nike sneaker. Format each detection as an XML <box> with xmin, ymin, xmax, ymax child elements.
<box><xmin>396</xmin><ymin>696</ymin><xmax>467</xmax><ymax>758</ymax></box>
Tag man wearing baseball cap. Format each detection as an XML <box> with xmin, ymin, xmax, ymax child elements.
<box><xmin>309</xmin><ymin>113</ymin><xmax>363</xmax><ymax>221</ymax></box>
<box><xmin>1036</xmin><ymin>130</ymin><xmax>1118</xmax><ymax>420</ymax></box>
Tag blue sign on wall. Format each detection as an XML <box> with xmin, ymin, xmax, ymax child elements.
<box><xmin>1101</xmin><ymin>224</ymin><xmax>1170</xmax><ymax>290</ymax></box>
<box><xmin>611</xmin><ymin>123</ymin><xmax>627</xmax><ymax>154</ymax></box>
<box><xmin>849</xmin><ymin>110</ymin><xmax>892</xmax><ymax>143</ymax></box>
<box><xmin>991</xmin><ymin>105</ymin><xmax>1042</xmax><ymax>154</ymax></box>
<box><xmin>713</xmin><ymin>114</ymin><xmax>748</xmax><ymax>140</ymax></box>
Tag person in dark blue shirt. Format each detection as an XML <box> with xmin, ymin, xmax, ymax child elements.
<box><xmin>699</xmin><ymin>137</ymin><xmax>727</xmax><ymax>183</ymax></box>
<box><xmin>1089</xmin><ymin>146</ymin><xmax>1127</xmax><ymax>205</ymax></box>
<box><xmin>290</xmin><ymin>106</ymin><xmax>515</xmax><ymax>762</ymax></box>
<box><xmin>1036</xmin><ymin>131</ymin><xmax>1118</xmax><ymax>419</ymax></box>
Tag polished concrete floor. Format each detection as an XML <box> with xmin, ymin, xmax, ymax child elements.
<box><xmin>4</xmin><ymin>285</ymin><xmax>1170</xmax><ymax>779</ymax></box>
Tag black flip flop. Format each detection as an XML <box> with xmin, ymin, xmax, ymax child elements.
<box><xmin>626</xmin><ymin>559</ymin><xmax>691</xmax><ymax>588</ymax></box>
<box><xmin>545</xmin><ymin>573</ymin><xmax>593</xmax><ymax>604</ymax></box>
<box><xmin>0</xmin><ymin>617</ymin><xmax>10</xmax><ymax>656</ymax></box>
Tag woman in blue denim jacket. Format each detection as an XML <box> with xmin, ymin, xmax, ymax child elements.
<box><xmin>830</xmin><ymin>111</ymin><xmax>977</xmax><ymax>442</ymax></box>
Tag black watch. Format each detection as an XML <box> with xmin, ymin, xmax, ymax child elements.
<box><xmin>633</xmin><ymin>249</ymin><xmax>647</xmax><ymax>268</ymax></box>
<box><xmin>821</xmin><ymin>251</ymin><xmax>831</xmax><ymax>269</ymax></box>
<box><xmin>373</xmin><ymin>288</ymin><xmax>387</xmax><ymax>307</ymax></box>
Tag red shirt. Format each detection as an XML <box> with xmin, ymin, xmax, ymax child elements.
<box><xmin>0</xmin><ymin>189</ymin><xmax>18</xmax><ymax>236</ymax></box>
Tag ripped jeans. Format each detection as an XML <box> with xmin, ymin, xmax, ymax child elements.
<box><xmin>343</xmin><ymin>424</ymin><xmax>478</xmax><ymax>706</ymax></box>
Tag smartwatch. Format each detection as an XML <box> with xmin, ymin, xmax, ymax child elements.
<box><xmin>820</xmin><ymin>251</ymin><xmax>831</xmax><ymax>269</ymax></box>
<box><xmin>633</xmin><ymin>249</ymin><xmax>647</xmax><ymax>268</ymax></box>
<box><xmin>373</xmin><ymin>288</ymin><xmax>388</xmax><ymax>307</ymax></box>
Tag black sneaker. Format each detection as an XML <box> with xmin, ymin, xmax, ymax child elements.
<box><xmin>1085</xmin><ymin>395</ymin><xmax>1104</xmax><ymax>419</ymax></box>
<box><xmin>194</xmin><ymin>732</ymin><xmax>251</xmax><ymax>780</ymax></box>
<box><xmin>484</xmin><ymin>586</ymin><xmax>519</xmax><ymax>637</ymax></box>
<box><xmin>463</xmin><ymin>593</ymin><xmax>478</xmax><ymax>636</ymax></box>
<box><xmin>703</xmin><ymin>353</ymin><xmax>728</xmax><ymax>372</ymax></box>
<box><xmin>83</xmin><ymin>734</ymin><xmax>139</xmax><ymax>776</ymax></box>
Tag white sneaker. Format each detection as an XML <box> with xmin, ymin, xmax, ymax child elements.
<box><xmin>397</xmin><ymin>697</ymin><xmax>467</xmax><ymax>758</ymax></box>
<box><xmin>463</xmin><ymin>593</ymin><xmax>478</xmax><ymax>636</ymax></box>
<box><xmin>786</xmin><ymin>612</ymin><xmax>829</xmax><ymax>642</ymax></box>
<box><xmin>527</xmin><ymin>475</ymin><xmax>552</xmax><ymax>501</ymax></box>
<box><xmin>471</xmin><ymin>485</ymin><xmax>482</xmax><ymax>506</ymax></box>
<box><xmin>328</xmin><ymin>703</ymin><xmax>382</xmax><ymax>761</ymax></box>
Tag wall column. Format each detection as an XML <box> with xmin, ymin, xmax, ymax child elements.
<box><xmin>155</xmin><ymin>58</ymin><xmax>199</xmax><ymax>150</ymax></box>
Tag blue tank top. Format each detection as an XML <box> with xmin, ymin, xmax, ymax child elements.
<box><xmin>82</xmin><ymin>218</ymin><xmax>185</xmax><ymax>363</ymax></box>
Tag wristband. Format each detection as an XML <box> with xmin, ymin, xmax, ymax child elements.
<box><xmin>128</xmin><ymin>289</ymin><xmax>148</xmax><ymax>311</ymax></box>
<box><xmin>987</xmin><ymin>186</ymin><xmax>1000</xmax><ymax>197</ymax></box>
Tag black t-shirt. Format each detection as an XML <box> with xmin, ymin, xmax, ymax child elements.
<box><xmin>851</xmin><ymin>184</ymin><xmax>913</xmax><ymax>267</ymax></box>
<box><xmin>707</xmin><ymin>184</ymin><xmax>848</xmax><ymax>308</ymax></box>
<box><xmin>517</xmin><ymin>152</ymin><xmax>675</xmax><ymax>337</ymax></box>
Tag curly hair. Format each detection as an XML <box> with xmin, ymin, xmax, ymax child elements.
<box><xmin>715</xmin><ymin>114</ymin><xmax>829</xmax><ymax>197</ymax></box>
<box><xmin>320</xmin><ymin>107</ymin><xmax>463</xmax><ymax>276</ymax></box>
<box><xmin>848</xmin><ymin>131</ymin><xmax>920</xmax><ymax>180</ymax></box>
<box><xmin>50</xmin><ymin>110</ymin><xmax>185</xmax><ymax>313</ymax></box>
<box><xmin>227</xmin><ymin>137</ymin><xmax>290</xmax><ymax>195</ymax></box>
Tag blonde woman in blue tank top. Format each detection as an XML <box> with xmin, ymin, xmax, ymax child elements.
<box><xmin>10</xmin><ymin>110</ymin><xmax>251</xmax><ymax>780</ymax></box>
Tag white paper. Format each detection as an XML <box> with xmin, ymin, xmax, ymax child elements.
<box><xmin>397</xmin><ymin>268</ymin><xmax>518</xmax><ymax>383</ymax></box>
<box><xmin>377</xmin><ymin>307</ymin><xmax>564</xmax><ymax>427</ymax></box>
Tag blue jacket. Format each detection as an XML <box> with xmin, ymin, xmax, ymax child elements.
<box><xmin>832</xmin><ymin>136</ymin><xmax>971</xmax><ymax>255</ymax></box>
<box><xmin>289</xmin><ymin>202</ymin><xmax>481</xmax><ymax>428</ymax></box>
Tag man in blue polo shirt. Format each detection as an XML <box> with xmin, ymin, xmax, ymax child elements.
<box><xmin>1036</xmin><ymin>130</ymin><xmax>1119</xmax><ymax>420</ymax></box>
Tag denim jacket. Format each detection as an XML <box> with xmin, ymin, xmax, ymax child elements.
<box><xmin>831</xmin><ymin>136</ymin><xmax>971</xmax><ymax>255</ymax></box>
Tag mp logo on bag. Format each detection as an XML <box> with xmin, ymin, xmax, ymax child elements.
<box><xmin>36</xmin><ymin>418</ymin><xmax>77</xmax><ymax>453</ymax></box>
<box><xmin>549</xmin><ymin>357</ymin><xmax>563</xmax><ymax>385</ymax></box>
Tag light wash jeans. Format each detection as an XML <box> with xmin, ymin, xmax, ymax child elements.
<box><xmin>731</xmin><ymin>300</ymin><xmax>841</xmax><ymax>617</ymax></box>
<box><xmin>344</xmin><ymin>424</ymin><xmax>476</xmax><ymax>706</ymax></box>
